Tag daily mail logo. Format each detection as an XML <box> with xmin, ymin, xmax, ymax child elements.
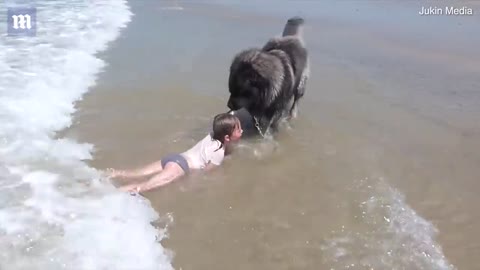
<box><xmin>7</xmin><ymin>7</ymin><xmax>37</xmax><ymax>36</ymax></box>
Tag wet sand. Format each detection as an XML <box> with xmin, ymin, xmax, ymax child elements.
<box><xmin>66</xmin><ymin>0</ymin><xmax>480</xmax><ymax>269</ymax></box>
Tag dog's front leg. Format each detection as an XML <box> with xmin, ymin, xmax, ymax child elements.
<box><xmin>267</xmin><ymin>112</ymin><xmax>285</xmax><ymax>134</ymax></box>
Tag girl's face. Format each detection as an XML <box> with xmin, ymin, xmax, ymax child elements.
<box><xmin>228</xmin><ymin>121</ymin><xmax>243</xmax><ymax>142</ymax></box>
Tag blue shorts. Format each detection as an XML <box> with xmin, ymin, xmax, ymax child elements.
<box><xmin>161</xmin><ymin>154</ymin><xmax>190</xmax><ymax>174</ymax></box>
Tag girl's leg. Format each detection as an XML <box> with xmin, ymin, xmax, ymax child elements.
<box><xmin>109</xmin><ymin>160</ymin><xmax>164</xmax><ymax>179</ymax></box>
<box><xmin>119</xmin><ymin>162</ymin><xmax>185</xmax><ymax>193</ymax></box>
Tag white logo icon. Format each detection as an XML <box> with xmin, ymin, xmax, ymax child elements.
<box><xmin>12</xmin><ymin>14</ymin><xmax>32</xmax><ymax>30</ymax></box>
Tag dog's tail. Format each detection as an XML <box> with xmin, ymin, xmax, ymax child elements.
<box><xmin>282</xmin><ymin>16</ymin><xmax>304</xmax><ymax>37</ymax></box>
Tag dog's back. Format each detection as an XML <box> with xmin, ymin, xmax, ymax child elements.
<box><xmin>262</xmin><ymin>17</ymin><xmax>308</xmax><ymax>99</ymax></box>
<box><xmin>263</xmin><ymin>38</ymin><xmax>307</xmax><ymax>89</ymax></box>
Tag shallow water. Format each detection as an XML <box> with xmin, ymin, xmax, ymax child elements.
<box><xmin>9</xmin><ymin>0</ymin><xmax>480</xmax><ymax>269</ymax></box>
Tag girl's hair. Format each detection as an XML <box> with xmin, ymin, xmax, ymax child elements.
<box><xmin>211</xmin><ymin>113</ymin><xmax>239</xmax><ymax>146</ymax></box>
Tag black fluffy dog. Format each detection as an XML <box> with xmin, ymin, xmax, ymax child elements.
<box><xmin>227</xmin><ymin>16</ymin><xmax>309</xmax><ymax>137</ymax></box>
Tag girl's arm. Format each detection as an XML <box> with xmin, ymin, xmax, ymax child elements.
<box><xmin>203</xmin><ymin>162</ymin><xmax>219</xmax><ymax>172</ymax></box>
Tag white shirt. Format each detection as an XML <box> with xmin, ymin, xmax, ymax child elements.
<box><xmin>181</xmin><ymin>133</ymin><xmax>225</xmax><ymax>169</ymax></box>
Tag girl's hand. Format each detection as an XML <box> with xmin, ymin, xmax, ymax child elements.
<box><xmin>119</xmin><ymin>184</ymin><xmax>141</xmax><ymax>193</ymax></box>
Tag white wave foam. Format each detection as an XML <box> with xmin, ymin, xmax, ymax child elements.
<box><xmin>321</xmin><ymin>178</ymin><xmax>455</xmax><ymax>270</ymax></box>
<box><xmin>159</xmin><ymin>0</ymin><xmax>184</xmax><ymax>10</ymax></box>
<box><xmin>160</xmin><ymin>6</ymin><xmax>184</xmax><ymax>11</ymax></box>
<box><xmin>0</xmin><ymin>1</ymin><xmax>174</xmax><ymax>269</ymax></box>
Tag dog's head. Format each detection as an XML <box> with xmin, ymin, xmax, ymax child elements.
<box><xmin>227</xmin><ymin>73</ymin><xmax>267</xmax><ymax>114</ymax></box>
<box><xmin>227</xmin><ymin>49</ymin><xmax>280</xmax><ymax>116</ymax></box>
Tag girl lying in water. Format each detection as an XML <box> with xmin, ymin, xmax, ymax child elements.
<box><xmin>108</xmin><ymin>113</ymin><xmax>243</xmax><ymax>193</ymax></box>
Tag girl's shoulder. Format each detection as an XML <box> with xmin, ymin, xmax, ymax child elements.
<box><xmin>201</xmin><ymin>133</ymin><xmax>222</xmax><ymax>150</ymax></box>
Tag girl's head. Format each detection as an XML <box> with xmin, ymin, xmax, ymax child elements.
<box><xmin>212</xmin><ymin>113</ymin><xmax>243</xmax><ymax>144</ymax></box>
